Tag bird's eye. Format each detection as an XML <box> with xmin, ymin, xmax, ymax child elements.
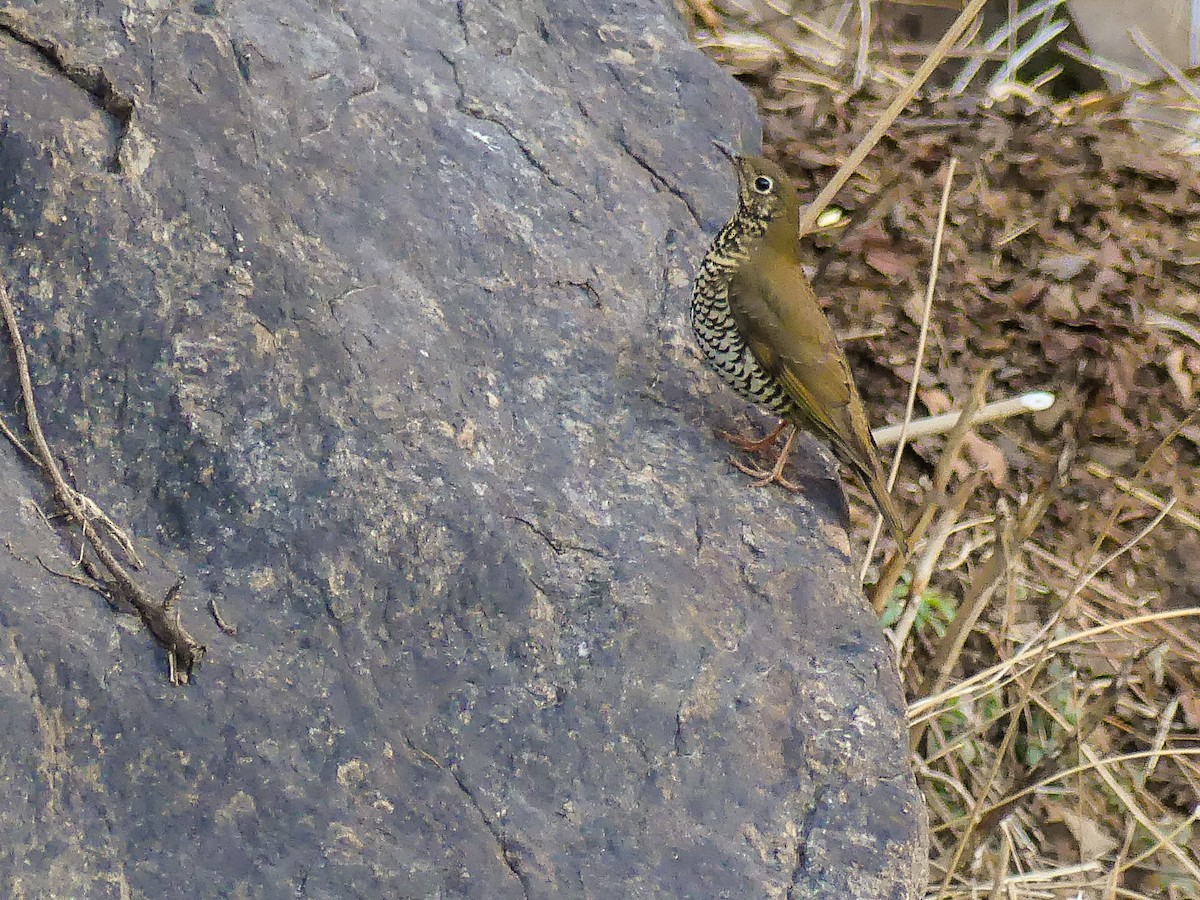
<box><xmin>753</xmin><ymin>176</ymin><xmax>773</xmax><ymax>194</ymax></box>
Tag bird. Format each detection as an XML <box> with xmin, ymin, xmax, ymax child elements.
<box><xmin>690</xmin><ymin>143</ymin><xmax>909</xmax><ymax>553</ymax></box>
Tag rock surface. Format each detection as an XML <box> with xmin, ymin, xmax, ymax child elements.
<box><xmin>0</xmin><ymin>1</ymin><xmax>925</xmax><ymax>897</ymax></box>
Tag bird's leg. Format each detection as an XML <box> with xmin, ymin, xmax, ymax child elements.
<box><xmin>717</xmin><ymin>419</ymin><xmax>787</xmax><ymax>454</ymax></box>
<box><xmin>730</xmin><ymin>425</ymin><xmax>800</xmax><ymax>491</ymax></box>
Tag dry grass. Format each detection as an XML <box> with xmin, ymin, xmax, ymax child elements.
<box><xmin>679</xmin><ymin>2</ymin><xmax>1200</xmax><ymax>897</ymax></box>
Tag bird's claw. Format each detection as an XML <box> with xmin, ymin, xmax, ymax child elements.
<box><xmin>729</xmin><ymin>454</ymin><xmax>801</xmax><ymax>492</ymax></box>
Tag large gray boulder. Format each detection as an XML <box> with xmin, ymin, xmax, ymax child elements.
<box><xmin>0</xmin><ymin>1</ymin><xmax>925</xmax><ymax>896</ymax></box>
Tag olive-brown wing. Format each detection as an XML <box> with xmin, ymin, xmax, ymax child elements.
<box><xmin>728</xmin><ymin>247</ymin><xmax>910</xmax><ymax>549</ymax></box>
<box><xmin>726</xmin><ymin>246</ymin><xmax>875</xmax><ymax>461</ymax></box>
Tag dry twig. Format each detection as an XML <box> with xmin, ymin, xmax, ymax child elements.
<box><xmin>872</xmin><ymin>390</ymin><xmax>1055</xmax><ymax>446</ymax></box>
<box><xmin>864</xmin><ymin>156</ymin><xmax>957</xmax><ymax>575</ymax></box>
<box><xmin>870</xmin><ymin>366</ymin><xmax>994</xmax><ymax>616</ymax></box>
<box><xmin>795</xmin><ymin>0</ymin><xmax>989</xmax><ymax>236</ymax></box>
<box><xmin>0</xmin><ymin>270</ymin><xmax>204</xmax><ymax>683</ymax></box>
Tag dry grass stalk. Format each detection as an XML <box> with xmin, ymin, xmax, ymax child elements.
<box><xmin>870</xmin><ymin>367</ymin><xmax>992</xmax><ymax>614</ymax></box>
<box><xmin>1130</xmin><ymin>28</ymin><xmax>1200</xmax><ymax>112</ymax></box>
<box><xmin>932</xmin><ymin>655</ymin><xmax>1051</xmax><ymax>899</ymax></box>
<box><xmin>872</xmin><ymin>390</ymin><xmax>1055</xmax><ymax>446</ymax></box>
<box><xmin>910</xmin><ymin>607</ymin><xmax>1200</xmax><ymax>725</ymax></box>
<box><xmin>950</xmin><ymin>0</ymin><xmax>1068</xmax><ymax>96</ymax></box>
<box><xmin>910</xmin><ymin>490</ymin><xmax>1052</xmax><ymax>748</ymax></box>
<box><xmin>795</xmin><ymin>0</ymin><xmax>988</xmax><ymax>236</ymax></box>
<box><xmin>1060</xmin><ymin>414</ymin><xmax>1197</xmax><ymax>618</ymax></box>
<box><xmin>892</xmin><ymin>473</ymin><xmax>982</xmax><ymax>651</ymax></box>
<box><xmin>1086</xmin><ymin>461</ymin><xmax>1200</xmax><ymax>534</ymax></box>
<box><xmin>864</xmin><ymin>155</ymin><xmax>958</xmax><ymax>573</ymax></box>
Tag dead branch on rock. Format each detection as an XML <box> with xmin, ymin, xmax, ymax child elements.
<box><xmin>208</xmin><ymin>597</ymin><xmax>238</xmax><ymax>636</ymax></box>
<box><xmin>0</xmin><ymin>269</ymin><xmax>204</xmax><ymax>684</ymax></box>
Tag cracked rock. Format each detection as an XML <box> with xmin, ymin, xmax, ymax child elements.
<box><xmin>0</xmin><ymin>0</ymin><xmax>925</xmax><ymax>897</ymax></box>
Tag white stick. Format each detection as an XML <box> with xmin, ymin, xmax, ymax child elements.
<box><xmin>872</xmin><ymin>391</ymin><xmax>1055</xmax><ymax>447</ymax></box>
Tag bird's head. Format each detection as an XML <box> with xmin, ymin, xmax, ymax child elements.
<box><xmin>714</xmin><ymin>144</ymin><xmax>800</xmax><ymax>230</ymax></box>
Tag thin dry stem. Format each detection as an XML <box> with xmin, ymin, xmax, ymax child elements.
<box><xmin>1115</xmin><ymin>804</ymin><xmax>1200</xmax><ymax>877</ymax></box>
<box><xmin>1131</xmin><ymin>28</ymin><xmax>1200</xmax><ymax>111</ymax></box>
<box><xmin>911</xmin><ymin>491</ymin><xmax>1050</xmax><ymax>739</ymax></box>
<box><xmin>1087</xmin><ymin>461</ymin><xmax>1200</xmax><ymax>534</ymax></box>
<box><xmin>933</xmin><ymin>656</ymin><xmax>1048</xmax><ymax>899</ymax></box>
<box><xmin>892</xmin><ymin>474</ymin><xmax>981</xmax><ymax>651</ymax></box>
<box><xmin>1080</xmin><ymin>739</ymin><xmax>1200</xmax><ymax>883</ymax></box>
<box><xmin>910</xmin><ymin>608</ymin><xmax>1200</xmax><ymax>723</ymax></box>
<box><xmin>1140</xmin><ymin>695</ymin><xmax>1181</xmax><ymax>786</ymax></box>
<box><xmin>1072</xmin><ymin>497</ymin><xmax>1179</xmax><ymax>610</ymax></box>
<box><xmin>862</xmin><ymin>156</ymin><xmax>958</xmax><ymax>576</ymax></box>
<box><xmin>985</xmin><ymin>19</ymin><xmax>1070</xmax><ymax>96</ymax></box>
<box><xmin>0</xmin><ymin>413</ymin><xmax>44</xmax><ymax>468</ymax></box>
<box><xmin>888</xmin><ymin>156</ymin><xmax>958</xmax><ymax>488</ymax></box>
<box><xmin>870</xmin><ymin>369</ymin><xmax>991</xmax><ymax>614</ymax></box>
<box><xmin>0</xmin><ymin>271</ymin><xmax>204</xmax><ymax>683</ymax></box>
<box><xmin>936</xmin><ymin>748</ymin><xmax>1200</xmax><ymax>833</ymax></box>
<box><xmin>853</xmin><ymin>0</ymin><xmax>872</xmax><ymax>92</ymax></box>
<box><xmin>795</xmin><ymin>0</ymin><xmax>987</xmax><ymax>236</ymax></box>
<box><xmin>872</xmin><ymin>390</ymin><xmax>1054</xmax><ymax>446</ymax></box>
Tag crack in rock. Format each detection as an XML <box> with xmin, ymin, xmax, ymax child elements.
<box><xmin>448</xmin><ymin>764</ymin><xmax>533</xmax><ymax>899</ymax></box>
<box><xmin>788</xmin><ymin>784</ymin><xmax>829</xmax><ymax>899</ymax></box>
<box><xmin>438</xmin><ymin>49</ymin><xmax>585</xmax><ymax>203</ymax></box>
<box><xmin>505</xmin><ymin>514</ymin><xmax>604</xmax><ymax>558</ymax></box>
<box><xmin>614</xmin><ymin>134</ymin><xmax>704</xmax><ymax>229</ymax></box>
<box><xmin>398</xmin><ymin>736</ymin><xmax>531</xmax><ymax>896</ymax></box>
<box><xmin>0</xmin><ymin>13</ymin><xmax>134</xmax><ymax>173</ymax></box>
<box><xmin>454</xmin><ymin>0</ymin><xmax>470</xmax><ymax>47</ymax></box>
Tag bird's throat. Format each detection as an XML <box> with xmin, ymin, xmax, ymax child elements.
<box><xmin>707</xmin><ymin>211</ymin><xmax>768</xmax><ymax>271</ymax></box>
<box><xmin>764</xmin><ymin>216</ymin><xmax>801</xmax><ymax>255</ymax></box>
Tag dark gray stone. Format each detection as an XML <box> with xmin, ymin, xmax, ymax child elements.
<box><xmin>0</xmin><ymin>1</ymin><xmax>926</xmax><ymax>897</ymax></box>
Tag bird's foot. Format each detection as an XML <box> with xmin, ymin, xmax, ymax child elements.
<box><xmin>730</xmin><ymin>455</ymin><xmax>801</xmax><ymax>491</ymax></box>
<box><xmin>717</xmin><ymin>420</ymin><xmax>789</xmax><ymax>454</ymax></box>
<box><xmin>728</xmin><ymin>427</ymin><xmax>801</xmax><ymax>491</ymax></box>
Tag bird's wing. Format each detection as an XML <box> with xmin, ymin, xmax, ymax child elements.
<box><xmin>728</xmin><ymin>244</ymin><xmax>908</xmax><ymax>549</ymax></box>
<box><xmin>727</xmin><ymin>246</ymin><xmax>874</xmax><ymax>456</ymax></box>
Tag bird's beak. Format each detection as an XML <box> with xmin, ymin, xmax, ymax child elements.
<box><xmin>712</xmin><ymin>139</ymin><xmax>738</xmax><ymax>163</ymax></box>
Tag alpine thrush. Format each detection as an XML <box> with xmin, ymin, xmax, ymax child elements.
<box><xmin>690</xmin><ymin>146</ymin><xmax>909</xmax><ymax>552</ymax></box>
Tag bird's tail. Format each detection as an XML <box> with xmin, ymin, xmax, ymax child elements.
<box><xmin>865</xmin><ymin>467</ymin><xmax>909</xmax><ymax>556</ymax></box>
<box><xmin>848</xmin><ymin>454</ymin><xmax>911</xmax><ymax>557</ymax></box>
<box><xmin>871</xmin><ymin>475</ymin><xmax>910</xmax><ymax>556</ymax></box>
<box><xmin>809</xmin><ymin>417</ymin><xmax>912</xmax><ymax>556</ymax></box>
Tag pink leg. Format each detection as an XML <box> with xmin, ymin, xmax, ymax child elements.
<box><xmin>729</xmin><ymin>426</ymin><xmax>801</xmax><ymax>492</ymax></box>
<box><xmin>717</xmin><ymin>419</ymin><xmax>787</xmax><ymax>454</ymax></box>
